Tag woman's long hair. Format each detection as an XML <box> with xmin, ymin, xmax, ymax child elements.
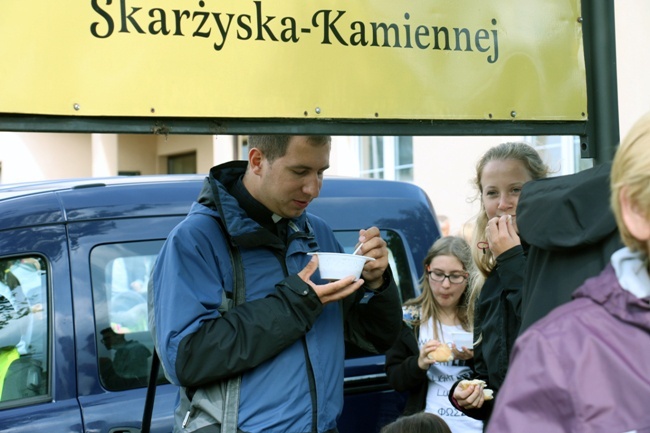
<box><xmin>404</xmin><ymin>236</ymin><xmax>480</xmax><ymax>341</ymax></box>
<box><xmin>471</xmin><ymin>142</ymin><xmax>549</xmax><ymax>277</ymax></box>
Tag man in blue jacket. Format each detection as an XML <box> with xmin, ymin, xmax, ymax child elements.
<box><xmin>151</xmin><ymin>135</ymin><xmax>402</xmax><ymax>433</ymax></box>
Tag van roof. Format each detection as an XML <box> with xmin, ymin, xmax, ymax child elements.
<box><xmin>0</xmin><ymin>174</ymin><xmax>439</xmax><ymax>295</ymax></box>
<box><xmin>0</xmin><ymin>175</ymin><xmax>436</xmax><ymax>228</ymax></box>
<box><xmin>0</xmin><ymin>174</ymin><xmax>428</xmax><ymax>201</ymax></box>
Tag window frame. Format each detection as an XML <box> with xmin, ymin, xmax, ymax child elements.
<box><xmin>358</xmin><ymin>136</ymin><xmax>414</xmax><ymax>181</ymax></box>
<box><xmin>0</xmin><ymin>254</ymin><xmax>50</xmax><ymax>408</ymax></box>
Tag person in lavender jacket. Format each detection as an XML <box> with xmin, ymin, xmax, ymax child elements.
<box><xmin>486</xmin><ymin>112</ymin><xmax>650</xmax><ymax>433</ymax></box>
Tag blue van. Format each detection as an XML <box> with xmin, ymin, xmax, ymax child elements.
<box><xmin>0</xmin><ymin>175</ymin><xmax>440</xmax><ymax>433</ymax></box>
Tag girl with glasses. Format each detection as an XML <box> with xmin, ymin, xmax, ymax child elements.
<box><xmin>385</xmin><ymin>236</ymin><xmax>483</xmax><ymax>433</ymax></box>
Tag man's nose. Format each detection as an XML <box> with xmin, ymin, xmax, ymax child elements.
<box><xmin>303</xmin><ymin>175</ymin><xmax>321</xmax><ymax>197</ymax></box>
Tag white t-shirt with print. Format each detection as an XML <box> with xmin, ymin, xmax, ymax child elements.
<box><xmin>419</xmin><ymin>319</ymin><xmax>483</xmax><ymax>433</ymax></box>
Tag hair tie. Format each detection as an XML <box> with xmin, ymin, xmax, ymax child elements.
<box><xmin>477</xmin><ymin>241</ymin><xmax>490</xmax><ymax>255</ymax></box>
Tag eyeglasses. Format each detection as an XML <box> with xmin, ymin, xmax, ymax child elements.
<box><xmin>428</xmin><ymin>270</ymin><xmax>467</xmax><ymax>284</ymax></box>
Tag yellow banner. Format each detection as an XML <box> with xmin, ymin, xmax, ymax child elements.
<box><xmin>0</xmin><ymin>0</ymin><xmax>586</xmax><ymax>120</ymax></box>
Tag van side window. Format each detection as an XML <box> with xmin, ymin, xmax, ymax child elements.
<box><xmin>90</xmin><ymin>241</ymin><xmax>168</xmax><ymax>391</ymax></box>
<box><xmin>0</xmin><ymin>257</ymin><xmax>48</xmax><ymax>405</ymax></box>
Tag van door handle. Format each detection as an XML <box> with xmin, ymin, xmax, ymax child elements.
<box><xmin>109</xmin><ymin>428</ymin><xmax>141</xmax><ymax>433</ymax></box>
<box><xmin>344</xmin><ymin>372</ymin><xmax>390</xmax><ymax>394</ymax></box>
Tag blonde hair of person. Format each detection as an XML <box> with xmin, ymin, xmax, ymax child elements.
<box><xmin>610</xmin><ymin>112</ymin><xmax>650</xmax><ymax>257</ymax></box>
<box><xmin>471</xmin><ymin>142</ymin><xmax>550</xmax><ymax>277</ymax></box>
<box><xmin>404</xmin><ymin>236</ymin><xmax>480</xmax><ymax>341</ymax></box>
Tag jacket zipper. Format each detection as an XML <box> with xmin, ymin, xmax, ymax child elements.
<box><xmin>277</xmin><ymin>229</ymin><xmax>319</xmax><ymax>432</ymax></box>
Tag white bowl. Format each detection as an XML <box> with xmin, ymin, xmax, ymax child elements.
<box><xmin>451</xmin><ymin>331</ymin><xmax>474</xmax><ymax>351</ymax></box>
<box><xmin>308</xmin><ymin>252</ymin><xmax>375</xmax><ymax>281</ymax></box>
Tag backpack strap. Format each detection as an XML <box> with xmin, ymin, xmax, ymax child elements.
<box><xmin>141</xmin><ymin>352</ymin><xmax>159</xmax><ymax>433</ymax></box>
<box><xmin>220</xmin><ymin>220</ymin><xmax>244</xmax><ymax>433</ymax></box>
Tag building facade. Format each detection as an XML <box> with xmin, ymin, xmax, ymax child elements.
<box><xmin>0</xmin><ymin>1</ymin><xmax>647</xmax><ymax>237</ymax></box>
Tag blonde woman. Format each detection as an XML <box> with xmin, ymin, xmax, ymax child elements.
<box><xmin>385</xmin><ymin>236</ymin><xmax>483</xmax><ymax>433</ymax></box>
<box><xmin>449</xmin><ymin>142</ymin><xmax>548</xmax><ymax>425</ymax></box>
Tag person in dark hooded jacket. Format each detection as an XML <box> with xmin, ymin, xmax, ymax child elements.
<box><xmin>516</xmin><ymin>161</ymin><xmax>623</xmax><ymax>334</ymax></box>
<box><xmin>487</xmin><ymin>110</ymin><xmax>650</xmax><ymax>433</ymax></box>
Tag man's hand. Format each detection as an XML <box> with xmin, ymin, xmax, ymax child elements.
<box><xmin>298</xmin><ymin>255</ymin><xmax>365</xmax><ymax>305</ymax></box>
<box><xmin>354</xmin><ymin>226</ymin><xmax>389</xmax><ymax>289</ymax></box>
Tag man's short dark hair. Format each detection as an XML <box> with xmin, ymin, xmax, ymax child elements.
<box><xmin>248</xmin><ymin>135</ymin><xmax>331</xmax><ymax>163</ymax></box>
<box><xmin>101</xmin><ymin>327</ymin><xmax>118</xmax><ymax>337</ymax></box>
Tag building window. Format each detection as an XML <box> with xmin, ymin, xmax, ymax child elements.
<box><xmin>359</xmin><ymin>136</ymin><xmax>385</xmax><ymax>179</ymax></box>
<box><xmin>237</xmin><ymin>136</ymin><xmax>249</xmax><ymax>160</ymax></box>
<box><xmin>167</xmin><ymin>152</ymin><xmax>197</xmax><ymax>174</ymax></box>
<box><xmin>525</xmin><ymin>136</ymin><xmax>582</xmax><ymax>176</ymax></box>
<box><xmin>359</xmin><ymin>136</ymin><xmax>414</xmax><ymax>181</ymax></box>
<box><xmin>395</xmin><ymin>136</ymin><xmax>413</xmax><ymax>181</ymax></box>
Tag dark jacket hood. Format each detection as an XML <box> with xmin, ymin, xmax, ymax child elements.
<box><xmin>517</xmin><ymin>162</ymin><xmax>619</xmax><ymax>251</ymax></box>
<box><xmin>195</xmin><ymin>160</ymin><xmax>256</xmax><ymax>243</ymax></box>
<box><xmin>194</xmin><ymin>160</ymin><xmax>313</xmax><ymax>250</ymax></box>
<box><xmin>197</xmin><ymin>160</ymin><xmax>245</xmax><ymax>212</ymax></box>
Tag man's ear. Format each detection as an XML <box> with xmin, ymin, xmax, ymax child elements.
<box><xmin>620</xmin><ymin>188</ymin><xmax>650</xmax><ymax>241</ymax></box>
<box><xmin>248</xmin><ymin>148</ymin><xmax>264</xmax><ymax>174</ymax></box>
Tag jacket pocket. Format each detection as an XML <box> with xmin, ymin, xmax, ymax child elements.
<box><xmin>174</xmin><ymin>376</ymin><xmax>242</xmax><ymax>433</ymax></box>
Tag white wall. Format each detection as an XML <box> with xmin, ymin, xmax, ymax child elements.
<box><xmin>0</xmin><ymin>132</ymin><xmax>92</xmax><ymax>182</ymax></box>
<box><xmin>615</xmin><ymin>1</ymin><xmax>650</xmax><ymax>141</ymax></box>
<box><xmin>328</xmin><ymin>136</ymin><xmax>362</xmax><ymax>177</ymax></box>
<box><xmin>93</xmin><ymin>134</ymin><xmax>118</xmax><ymax>177</ymax></box>
<box><xmin>118</xmin><ymin>135</ymin><xmax>157</xmax><ymax>175</ymax></box>
<box><xmin>213</xmin><ymin>135</ymin><xmax>238</xmax><ymax>168</ymax></box>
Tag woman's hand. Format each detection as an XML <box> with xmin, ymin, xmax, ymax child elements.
<box><xmin>417</xmin><ymin>340</ymin><xmax>442</xmax><ymax>370</ymax></box>
<box><xmin>453</xmin><ymin>381</ymin><xmax>485</xmax><ymax>409</ymax></box>
<box><xmin>486</xmin><ymin>214</ymin><xmax>520</xmax><ymax>257</ymax></box>
<box><xmin>451</xmin><ymin>344</ymin><xmax>474</xmax><ymax>361</ymax></box>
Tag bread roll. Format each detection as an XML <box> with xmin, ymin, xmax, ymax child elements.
<box><xmin>458</xmin><ymin>379</ymin><xmax>486</xmax><ymax>390</ymax></box>
<box><xmin>426</xmin><ymin>344</ymin><xmax>453</xmax><ymax>362</ymax></box>
<box><xmin>458</xmin><ymin>379</ymin><xmax>493</xmax><ymax>400</ymax></box>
